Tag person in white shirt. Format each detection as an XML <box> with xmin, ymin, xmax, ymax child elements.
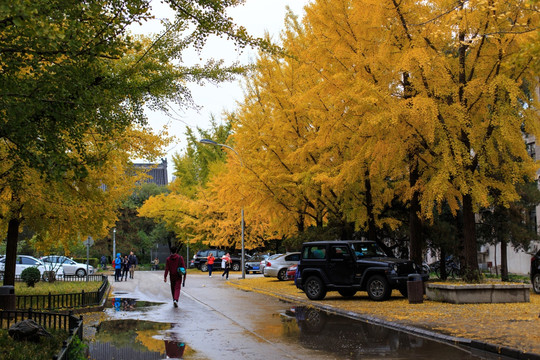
<box><xmin>221</xmin><ymin>253</ymin><xmax>231</xmax><ymax>280</ymax></box>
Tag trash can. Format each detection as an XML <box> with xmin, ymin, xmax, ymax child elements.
<box><xmin>0</xmin><ymin>285</ymin><xmax>16</xmax><ymax>311</ymax></box>
<box><xmin>407</xmin><ymin>274</ymin><xmax>424</xmax><ymax>304</ymax></box>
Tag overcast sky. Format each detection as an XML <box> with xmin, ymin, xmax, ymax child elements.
<box><xmin>131</xmin><ymin>1</ymin><xmax>310</xmax><ymax>179</ymax></box>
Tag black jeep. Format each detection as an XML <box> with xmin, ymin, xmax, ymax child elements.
<box><xmin>296</xmin><ymin>240</ymin><xmax>428</xmax><ymax>301</ymax></box>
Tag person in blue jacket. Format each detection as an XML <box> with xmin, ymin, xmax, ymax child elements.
<box><xmin>114</xmin><ymin>253</ymin><xmax>122</xmax><ymax>282</ymax></box>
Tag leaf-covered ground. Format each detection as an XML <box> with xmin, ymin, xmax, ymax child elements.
<box><xmin>229</xmin><ymin>277</ymin><xmax>540</xmax><ymax>355</ymax></box>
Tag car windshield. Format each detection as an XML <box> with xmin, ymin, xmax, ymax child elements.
<box><xmin>350</xmin><ymin>243</ymin><xmax>387</xmax><ymax>257</ymax></box>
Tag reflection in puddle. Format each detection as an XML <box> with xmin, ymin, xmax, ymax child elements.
<box><xmin>89</xmin><ymin>319</ymin><xmax>195</xmax><ymax>360</ymax></box>
<box><xmin>106</xmin><ymin>297</ymin><xmax>163</xmax><ymax>312</ymax></box>
<box><xmin>287</xmin><ymin>307</ymin><xmax>502</xmax><ymax>359</ymax></box>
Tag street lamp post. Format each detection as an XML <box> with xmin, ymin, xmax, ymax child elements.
<box><xmin>199</xmin><ymin>139</ymin><xmax>246</xmax><ymax>279</ymax></box>
<box><xmin>112</xmin><ymin>228</ymin><xmax>116</xmax><ymax>262</ymax></box>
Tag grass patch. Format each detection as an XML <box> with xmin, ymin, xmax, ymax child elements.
<box><xmin>15</xmin><ymin>280</ymin><xmax>102</xmax><ymax>296</ymax></box>
<box><xmin>0</xmin><ymin>328</ymin><xmax>67</xmax><ymax>360</ymax></box>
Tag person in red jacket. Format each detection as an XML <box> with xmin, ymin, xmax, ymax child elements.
<box><xmin>207</xmin><ymin>252</ymin><xmax>215</xmax><ymax>277</ymax></box>
<box><xmin>164</xmin><ymin>245</ymin><xmax>186</xmax><ymax>308</ymax></box>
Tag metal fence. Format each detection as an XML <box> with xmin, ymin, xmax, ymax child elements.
<box><xmin>1</xmin><ymin>273</ymin><xmax>105</xmax><ymax>283</ymax></box>
<box><xmin>16</xmin><ymin>275</ymin><xmax>109</xmax><ymax>311</ymax></box>
<box><xmin>0</xmin><ymin>308</ymin><xmax>83</xmax><ymax>360</ymax></box>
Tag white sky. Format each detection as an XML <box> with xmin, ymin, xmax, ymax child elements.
<box><xmin>131</xmin><ymin>0</ymin><xmax>310</xmax><ymax>180</ymax></box>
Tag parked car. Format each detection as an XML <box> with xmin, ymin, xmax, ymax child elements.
<box><xmin>296</xmin><ymin>240</ymin><xmax>428</xmax><ymax>301</ymax></box>
<box><xmin>41</xmin><ymin>255</ymin><xmax>94</xmax><ymax>277</ymax></box>
<box><xmin>260</xmin><ymin>253</ymin><xmax>281</xmax><ymax>274</ymax></box>
<box><xmin>0</xmin><ymin>255</ymin><xmax>64</xmax><ymax>280</ymax></box>
<box><xmin>192</xmin><ymin>249</ymin><xmax>241</xmax><ymax>272</ymax></box>
<box><xmin>286</xmin><ymin>264</ymin><xmax>298</xmax><ymax>280</ymax></box>
<box><xmin>263</xmin><ymin>252</ymin><xmax>301</xmax><ymax>281</ymax></box>
<box><xmin>245</xmin><ymin>254</ymin><xmax>271</xmax><ymax>274</ymax></box>
<box><xmin>531</xmin><ymin>249</ymin><xmax>540</xmax><ymax>294</ymax></box>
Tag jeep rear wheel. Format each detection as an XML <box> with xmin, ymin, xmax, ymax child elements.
<box><xmin>232</xmin><ymin>262</ymin><xmax>240</xmax><ymax>272</ymax></box>
<box><xmin>533</xmin><ymin>273</ymin><xmax>540</xmax><ymax>294</ymax></box>
<box><xmin>338</xmin><ymin>289</ymin><xmax>357</xmax><ymax>298</ymax></box>
<box><xmin>200</xmin><ymin>263</ymin><xmax>208</xmax><ymax>272</ymax></box>
<box><xmin>367</xmin><ymin>275</ymin><xmax>391</xmax><ymax>301</ymax></box>
<box><xmin>304</xmin><ymin>276</ymin><xmax>326</xmax><ymax>300</ymax></box>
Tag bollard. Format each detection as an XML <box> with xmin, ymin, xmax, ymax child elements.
<box><xmin>407</xmin><ymin>274</ymin><xmax>424</xmax><ymax>304</ymax></box>
<box><xmin>0</xmin><ymin>285</ymin><xmax>16</xmax><ymax>311</ymax></box>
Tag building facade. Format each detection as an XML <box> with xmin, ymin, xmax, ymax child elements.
<box><xmin>133</xmin><ymin>158</ymin><xmax>168</xmax><ymax>186</ymax></box>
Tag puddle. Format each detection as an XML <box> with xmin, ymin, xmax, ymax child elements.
<box><xmin>283</xmin><ymin>306</ymin><xmax>512</xmax><ymax>359</ymax></box>
<box><xmin>106</xmin><ymin>297</ymin><xmax>163</xmax><ymax>312</ymax></box>
<box><xmin>88</xmin><ymin>319</ymin><xmax>198</xmax><ymax>360</ymax></box>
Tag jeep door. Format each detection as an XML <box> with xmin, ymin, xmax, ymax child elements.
<box><xmin>327</xmin><ymin>245</ymin><xmax>355</xmax><ymax>285</ymax></box>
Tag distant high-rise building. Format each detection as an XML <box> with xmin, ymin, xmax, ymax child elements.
<box><xmin>133</xmin><ymin>158</ymin><xmax>168</xmax><ymax>186</ymax></box>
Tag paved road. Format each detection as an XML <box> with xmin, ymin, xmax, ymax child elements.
<box><xmin>96</xmin><ymin>271</ymin><xmax>496</xmax><ymax>360</ymax></box>
<box><xmin>103</xmin><ymin>271</ymin><xmax>335</xmax><ymax>360</ymax></box>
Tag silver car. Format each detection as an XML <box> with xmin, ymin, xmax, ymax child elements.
<box><xmin>263</xmin><ymin>252</ymin><xmax>301</xmax><ymax>281</ymax></box>
<box><xmin>0</xmin><ymin>255</ymin><xmax>64</xmax><ymax>280</ymax></box>
<box><xmin>41</xmin><ymin>255</ymin><xmax>94</xmax><ymax>277</ymax></box>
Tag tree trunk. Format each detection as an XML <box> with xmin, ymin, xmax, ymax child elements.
<box><xmin>440</xmin><ymin>248</ymin><xmax>448</xmax><ymax>280</ymax></box>
<box><xmin>364</xmin><ymin>169</ymin><xmax>377</xmax><ymax>241</ymax></box>
<box><xmin>4</xmin><ymin>217</ymin><xmax>21</xmax><ymax>286</ymax></box>
<box><xmin>500</xmin><ymin>239</ymin><xmax>509</xmax><ymax>281</ymax></box>
<box><xmin>409</xmin><ymin>162</ymin><xmax>423</xmax><ymax>266</ymax></box>
<box><xmin>462</xmin><ymin>194</ymin><xmax>480</xmax><ymax>282</ymax></box>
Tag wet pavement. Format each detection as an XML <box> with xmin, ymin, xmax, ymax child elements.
<box><xmin>86</xmin><ymin>272</ymin><xmax>516</xmax><ymax>360</ymax></box>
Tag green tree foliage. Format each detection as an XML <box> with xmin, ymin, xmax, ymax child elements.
<box><xmin>477</xmin><ymin>181</ymin><xmax>540</xmax><ymax>280</ymax></box>
<box><xmin>1</xmin><ymin>0</ymin><xmax>274</xmax><ymax>285</ymax></box>
<box><xmin>114</xmin><ymin>182</ymin><xmax>171</xmax><ymax>260</ymax></box>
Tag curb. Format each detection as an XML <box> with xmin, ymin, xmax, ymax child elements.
<box><xmin>229</xmin><ymin>281</ymin><xmax>540</xmax><ymax>360</ymax></box>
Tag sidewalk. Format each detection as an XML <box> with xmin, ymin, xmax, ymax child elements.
<box><xmin>228</xmin><ymin>276</ymin><xmax>540</xmax><ymax>359</ymax></box>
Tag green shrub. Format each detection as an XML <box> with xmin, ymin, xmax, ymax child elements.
<box><xmin>67</xmin><ymin>335</ymin><xmax>88</xmax><ymax>360</ymax></box>
<box><xmin>21</xmin><ymin>267</ymin><xmax>41</xmax><ymax>287</ymax></box>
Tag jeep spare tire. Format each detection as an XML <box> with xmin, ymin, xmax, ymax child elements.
<box><xmin>304</xmin><ymin>276</ymin><xmax>327</xmax><ymax>300</ymax></box>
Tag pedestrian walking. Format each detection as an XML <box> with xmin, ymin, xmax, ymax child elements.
<box><xmin>221</xmin><ymin>252</ymin><xmax>231</xmax><ymax>280</ymax></box>
<box><xmin>164</xmin><ymin>245</ymin><xmax>186</xmax><ymax>308</ymax></box>
<box><xmin>100</xmin><ymin>255</ymin><xmax>107</xmax><ymax>270</ymax></box>
<box><xmin>128</xmin><ymin>251</ymin><xmax>138</xmax><ymax>279</ymax></box>
<box><xmin>207</xmin><ymin>252</ymin><xmax>215</xmax><ymax>277</ymax></box>
<box><xmin>121</xmin><ymin>255</ymin><xmax>129</xmax><ymax>281</ymax></box>
<box><xmin>152</xmin><ymin>257</ymin><xmax>159</xmax><ymax>271</ymax></box>
<box><xmin>114</xmin><ymin>253</ymin><xmax>122</xmax><ymax>282</ymax></box>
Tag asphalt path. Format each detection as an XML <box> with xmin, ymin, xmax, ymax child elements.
<box><xmin>104</xmin><ymin>270</ymin><xmax>335</xmax><ymax>360</ymax></box>
<box><xmin>99</xmin><ymin>271</ymin><xmax>501</xmax><ymax>360</ymax></box>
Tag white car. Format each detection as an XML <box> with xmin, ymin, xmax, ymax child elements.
<box><xmin>0</xmin><ymin>255</ymin><xmax>64</xmax><ymax>280</ymax></box>
<box><xmin>263</xmin><ymin>252</ymin><xmax>301</xmax><ymax>281</ymax></box>
<box><xmin>41</xmin><ymin>255</ymin><xmax>94</xmax><ymax>277</ymax></box>
<box><xmin>260</xmin><ymin>253</ymin><xmax>282</xmax><ymax>274</ymax></box>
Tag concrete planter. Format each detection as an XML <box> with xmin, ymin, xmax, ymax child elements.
<box><xmin>426</xmin><ymin>283</ymin><xmax>531</xmax><ymax>304</ymax></box>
